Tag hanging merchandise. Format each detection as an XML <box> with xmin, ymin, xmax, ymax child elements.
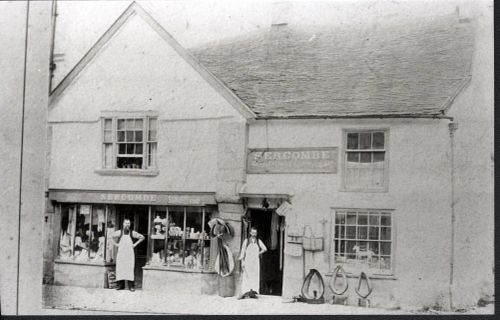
<box><xmin>284</xmin><ymin>242</ymin><xmax>303</xmax><ymax>257</ymax></box>
<box><xmin>302</xmin><ymin>225</ymin><xmax>324</xmax><ymax>251</ymax></box>
<box><xmin>276</xmin><ymin>201</ymin><xmax>292</xmax><ymax>216</ymax></box>
<box><xmin>300</xmin><ymin>269</ymin><xmax>325</xmax><ymax>304</ymax></box>
<box><xmin>208</xmin><ymin>217</ymin><xmax>236</xmax><ymax>297</ymax></box>
<box><xmin>330</xmin><ymin>265</ymin><xmax>349</xmax><ymax>295</ymax></box>
<box><xmin>271</xmin><ymin>211</ymin><xmax>279</xmax><ymax>250</ymax></box>
<box><xmin>355</xmin><ymin>271</ymin><xmax>373</xmax><ymax>299</ymax></box>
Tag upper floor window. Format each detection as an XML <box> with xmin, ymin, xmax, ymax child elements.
<box><xmin>102</xmin><ymin>116</ymin><xmax>157</xmax><ymax>170</ymax></box>
<box><xmin>343</xmin><ymin>129</ymin><xmax>388</xmax><ymax>191</ymax></box>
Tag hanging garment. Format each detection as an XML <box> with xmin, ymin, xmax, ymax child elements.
<box><xmin>114</xmin><ymin>230</ymin><xmax>139</xmax><ymax>281</ymax></box>
<box><xmin>271</xmin><ymin>211</ymin><xmax>279</xmax><ymax>250</ymax></box>
<box><xmin>239</xmin><ymin>238</ymin><xmax>266</xmax><ymax>294</ymax></box>
<box><xmin>214</xmin><ymin>237</ymin><xmax>234</xmax><ymax>276</ymax></box>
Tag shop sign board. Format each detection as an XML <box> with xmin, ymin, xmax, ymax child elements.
<box><xmin>48</xmin><ymin>189</ymin><xmax>216</xmax><ymax>206</ymax></box>
<box><xmin>247</xmin><ymin>147</ymin><xmax>338</xmax><ymax>174</ymax></box>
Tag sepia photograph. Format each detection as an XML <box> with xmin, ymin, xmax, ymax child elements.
<box><xmin>0</xmin><ymin>0</ymin><xmax>494</xmax><ymax>315</ymax></box>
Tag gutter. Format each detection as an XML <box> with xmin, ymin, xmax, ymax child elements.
<box><xmin>448</xmin><ymin>121</ymin><xmax>458</xmax><ymax>311</ymax></box>
<box><xmin>257</xmin><ymin>114</ymin><xmax>454</xmax><ymax>120</ymax></box>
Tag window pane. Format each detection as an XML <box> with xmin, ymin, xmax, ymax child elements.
<box><xmin>117</xmin><ymin>157</ymin><xmax>142</xmax><ymax>169</ymax></box>
<box><xmin>117</xmin><ymin>131</ymin><xmax>125</xmax><ymax>142</ymax></box>
<box><xmin>346</xmin><ymin>241</ymin><xmax>356</xmax><ymax>254</ymax></box>
<box><xmin>369</xmin><ymin>215</ymin><xmax>380</xmax><ymax>226</ymax></box>
<box><xmin>380</xmin><ymin>242</ymin><xmax>391</xmax><ymax>255</ymax></box>
<box><xmin>135</xmin><ymin>119</ymin><xmax>143</xmax><ymax>130</ymax></box>
<box><xmin>59</xmin><ymin>205</ymin><xmax>73</xmax><ymax>259</ymax></box>
<box><xmin>372</xmin><ymin>132</ymin><xmax>384</xmax><ymax>149</ymax></box>
<box><xmin>335</xmin><ymin>212</ymin><xmax>346</xmax><ymax>224</ymax></box>
<box><xmin>360</xmin><ymin>152</ymin><xmax>372</xmax><ymax>163</ymax></box>
<box><xmin>380</xmin><ymin>256</ymin><xmax>391</xmax><ymax>270</ymax></box>
<box><xmin>347</xmin><ymin>152</ymin><xmax>359</xmax><ymax>163</ymax></box>
<box><xmin>117</xmin><ymin>119</ymin><xmax>125</xmax><ymax>130</ymax></box>
<box><xmin>126</xmin><ymin>144</ymin><xmax>134</xmax><ymax>154</ymax></box>
<box><xmin>369</xmin><ymin>227</ymin><xmax>379</xmax><ymax>240</ymax></box>
<box><xmin>358</xmin><ymin>226</ymin><xmax>367</xmax><ymax>239</ymax></box>
<box><xmin>166</xmin><ymin>207</ymin><xmax>185</xmax><ymax>267</ymax></box>
<box><xmin>148</xmin><ymin>143</ymin><xmax>157</xmax><ymax>168</ymax></box>
<box><xmin>135</xmin><ymin>131</ymin><xmax>143</xmax><ymax>142</ymax></box>
<box><xmin>149</xmin><ymin>118</ymin><xmax>157</xmax><ymax>130</ymax></box>
<box><xmin>118</xmin><ymin>144</ymin><xmax>126</xmax><ymax>154</ymax></box>
<box><xmin>104</xmin><ymin>130</ymin><xmax>112</xmax><ymax>142</ymax></box>
<box><xmin>346</xmin><ymin>226</ymin><xmax>356</xmax><ymax>239</ymax></box>
<box><xmin>368</xmin><ymin>241</ymin><xmax>379</xmax><ymax>254</ymax></box>
<box><xmin>90</xmin><ymin>206</ymin><xmax>106</xmax><ymax>261</ymax></box>
<box><xmin>149</xmin><ymin>130</ymin><xmax>157</xmax><ymax>141</ymax></box>
<box><xmin>373</xmin><ymin>152</ymin><xmax>385</xmax><ymax>162</ymax></box>
<box><xmin>75</xmin><ymin>205</ymin><xmax>91</xmax><ymax>261</ymax></box>
<box><xmin>126</xmin><ymin>131</ymin><xmax>134</xmax><ymax>142</ymax></box>
<box><xmin>346</xmin><ymin>212</ymin><xmax>356</xmax><ymax>225</ymax></box>
<box><xmin>126</xmin><ymin>119</ymin><xmax>134</xmax><ymax>130</ymax></box>
<box><xmin>347</xmin><ymin>133</ymin><xmax>358</xmax><ymax>149</ymax></box>
<box><xmin>359</xmin><ymin>132</ymin><xmax>371</xmax><ymax>149</ymax></box>
<box><xmin>104</xmin><ymin>119</ymin><xmax>112</xmax><ymax>130</ymax></box>
<box><xmin>104</xmin><ymin>144</ymin><xmax>113</xmax><ymax>169</ymax></box>
<box><xmin>358</xmin><ymin>214</ymin><xmax>368</xmax><ymax>225</ymax></box>
<box><xmin>381</xmin><ymin>227</ymin><xmax>391</xmax><ymax>240</ymax></box>
<box><xmin>381</xmin><ymin>214</ymin><xmax>391</xmax><ymax>226</ymax></box>
<box><xmin>135</xmin><ymin>143</ymin><xmax>143</xmax><ymax>155</ymax></box>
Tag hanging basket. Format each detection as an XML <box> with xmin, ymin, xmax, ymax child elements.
<box><xmin>287</xmin><ymin>224</ymin><xmax>303</xmax><ymax>244</ymax></box>
<box><xmin>302</xmin><ymin>225</ymin><xmax>323</xmax><ymax>251</ymax></box>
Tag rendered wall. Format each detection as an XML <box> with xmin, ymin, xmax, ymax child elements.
<box><xmin>48</xmin><ymin>13</ymin><xmax>245</xmax><ymax>193</ymax></box>
<box><xmin>247</xmin><ymin>118</ymin><xmax>454</xmax><ymax>310</ymax></box>
<box><xmin>446</xmin><ymin>1</ymin><xmax>494</xmax><ymax>308</ymax></box>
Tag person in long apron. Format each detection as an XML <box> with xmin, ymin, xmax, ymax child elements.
<box><xmin>111</xmin><ymin>219</ymin><xmax>144</xmax><ymax>291</ymax></box>
<box><xmin>238</xmin><ymin>227</ymin><xmax>267</xmax><ymax>298</ymax></box>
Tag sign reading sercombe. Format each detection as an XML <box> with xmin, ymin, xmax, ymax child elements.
<box><xmin>247</xmin><ymin>147</ymin><xmax>338</xmax><ymax>174</ymax></box>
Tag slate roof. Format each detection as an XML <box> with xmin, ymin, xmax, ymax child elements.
<box><xmin>192</xmin><ymin>15</ymin><xmax>474</xmax><ymax>118</ymax></box>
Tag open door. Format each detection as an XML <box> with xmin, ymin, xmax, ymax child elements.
<box><xmin>245</xmin><ymin>208</ymin><xmax>285</xmax><ymax>296</ymax></box>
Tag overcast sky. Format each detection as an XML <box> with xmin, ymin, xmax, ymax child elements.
<box><xmin>52</xmin><ymin>0</ymin><xmax>478</xmax><ymax>87</ymax></box>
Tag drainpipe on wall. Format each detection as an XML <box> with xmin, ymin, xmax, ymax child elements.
<box><xmin>448</xmin><ymin>121</ymin><xmax>458</xmax><ymax>311</ymax></box>
<box><xmin>48</xmin><ymin>0</ymin><xmax>57</xmax><ymax>93</ymax></box>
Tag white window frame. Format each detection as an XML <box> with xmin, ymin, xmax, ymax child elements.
<box><xmin>341</xmin><ymin>128</ymin><xmax>389</xmax><ymax>192</ymax></box>
<box><xmin>330</xmin><ymin>208</ymin><xmax>395</xmax><ymax>277</ymax></box>
<box><xmin>96</xmin><ymin>111</ymin><xmax>159</xmax><ymax>176</ymax></box>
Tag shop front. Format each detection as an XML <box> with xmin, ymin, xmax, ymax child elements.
<box><xmin>49</xmin><ymin>189</ymin><xmax>218</xmax><ymax>293</ymax></box>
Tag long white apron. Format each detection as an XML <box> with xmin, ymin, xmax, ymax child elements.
<box><xmin>116</xmin><ymin>233</ymin><xmax>135</xmax><ymax>281</ymax></box>
<box><xmin>241</xmin><ymin>241</ymin><xmax>260</xmax><ymax>293</ymax></box>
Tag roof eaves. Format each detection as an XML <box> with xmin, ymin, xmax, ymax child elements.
<box><xmin>257</xmin><ymin>113</ymin><xmax>453</xmax><ymax>120</ymax></box>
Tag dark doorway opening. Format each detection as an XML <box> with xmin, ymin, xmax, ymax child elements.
<box><xmin>248</xmin><ymin>208</ymin><xmax>284</xmax><ymax>296</ymax></box>
<box><xmin>116</xmin><ymin>205</ymin><xmax>149</xmax><ymax>289</ymax></box>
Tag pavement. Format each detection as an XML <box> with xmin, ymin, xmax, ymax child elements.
<box><xmin>42</xmin><ymin>285</ymin><xmax>494</xmax><ymax>315</ymax></box>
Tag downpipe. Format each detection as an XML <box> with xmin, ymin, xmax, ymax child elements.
<box><xmin>448</xmin><ymin>121</ymin><xmax>458</xmax><ymax>311</ymax></box>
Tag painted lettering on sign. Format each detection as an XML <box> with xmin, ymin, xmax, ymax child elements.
<box><xmin>99</xmin><ymin>193</ymin><xmax>158</xmax><ymax>202</ymax></box>
<box><xmin>247</xmin><ymin>148</ymin><xmax>338</xmax><ymax>174</ymax></box>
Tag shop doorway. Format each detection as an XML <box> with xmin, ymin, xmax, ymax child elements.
<box><xmin>248</xmin><ymin>208</ymin><xmax>284</xmax><ymax>296</ymax></box>
<box><xmin>116</xmin><ymin>205</ymin><xmax>149</xmax><ymax>289</ymax></box>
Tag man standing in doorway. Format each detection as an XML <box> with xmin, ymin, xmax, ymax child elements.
<box><xmin>238</xmin><ymin>227</ymin><xmax>267</xmax><ymax>298</ymax></box>
<box><xmin>111</xmin><ymin>219</ymin><xmax>145</xmax><ymax>291</ymax></box>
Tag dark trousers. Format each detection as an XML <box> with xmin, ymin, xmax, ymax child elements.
<box><xmin>117</xmin><ymin>280</ymin><xmax>134</xmax><ymax>289</ymax></box>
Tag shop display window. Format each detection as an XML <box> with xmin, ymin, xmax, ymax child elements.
<box><xmin>58</xmin><ymin>203</ymin><xmax>117</xmax><ymax>264</ymax></box>
<box><xmin>147</xmin><ymin>206</ymin><xmax>212</xmax><ymax>271</ymax></box>
<box><xmin>332</xmin><ymin>209</ymin><xmax>393</xmax><ymax>275</ymax></box>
